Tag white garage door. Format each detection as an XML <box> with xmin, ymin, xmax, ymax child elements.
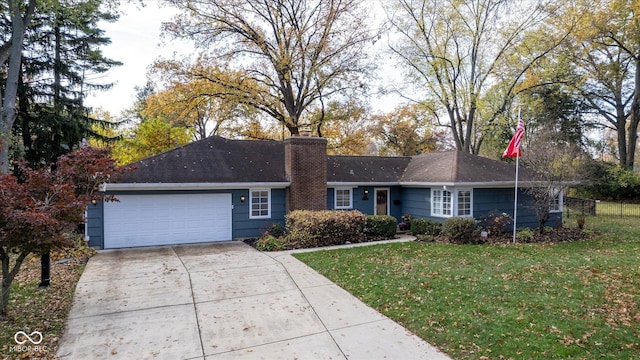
<box><xmin>104</xmin><ymin>194</ymin><xmax>232</xmax><ymax>249</ymax></box>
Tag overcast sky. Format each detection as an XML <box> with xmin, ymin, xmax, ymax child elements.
<box><xmin>83</xmin><ymin>2</ymin><xmax>186</xmax><ymax>115</ymax></box>
<box><xmin>84</xmin><ymin>2</ymin><xmax>404</xmax><ymax>116</ymax></box>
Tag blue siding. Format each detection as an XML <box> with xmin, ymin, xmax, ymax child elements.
<box><xmin>401</xmin><ymin>188</ymin><xmax>430</xmax><ymax>219</ymax></box>
<box><xmin>326</xmin><ymin>188</ymin><xmax>334</xmax><ymax>209</ymax></box>
<box><xmin>474</xmin><ymin>188</ymin><xmax>529</xmax><ymax>228</ymax></box>
<box><xmin>327</xmin><ymin>186</ymin><xmax>402</xmax><ymax>222</ymax></box>
<box><xmin>388</xmin><ymin>187</ymin><xmax>402</xmax><ymax>221</ymax></box>
<box><xmin>353</xmin><ymin>187</ymin><xmax>374</xmax><ymax>214</ymax></box>
<box><xmin>86</xmin><ymin>201</ymin><xmax>104</xmax><ymax>248</ymax></box>
<box><xmin>87</xmin><ymin>188</ymin><xmax>287</xmax><ymax>249</ymax></box>
<box><xmin>397</xmin><ymin>187</ymin><xmax>562</xmax><ymax>229</ymax></box>
<box><xmin>87</xmin><ymin>185</ymin><xmax>562</xmax><ymax>249</ymax></box>
<box><xmin>327</xmin><ymin>187</ymin><xmax>375</xmax><ymax>214</ymax></box>
<box><xmin>474</xmin><ymin>188</ymin><xmax>561</xmax><ymax>229</ymax></box>
<box><xmin>233</xmin><ymin>189</ymin><xmax>286</xmax><ymax>238</ymax></box>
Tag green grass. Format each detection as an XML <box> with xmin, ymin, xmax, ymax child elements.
<box><xmin>294</xmin><ymin>217</ymin><xmax>640</xmax><ymax>359</ymax></box>
<box><xmin>596</xmin><ymin>201</ymin><xmax>640</xmax><ymax>217</ymax></box>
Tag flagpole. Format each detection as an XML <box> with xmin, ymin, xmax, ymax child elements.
<box><xmin>512</xmin><ymin>107</ymin><xmax>522</xmax><ymax>243</ymax></box>
<box><xmin>512</xmin><ymin>153</ymin><xmax>519</xmax><ymax>243</ymax></box>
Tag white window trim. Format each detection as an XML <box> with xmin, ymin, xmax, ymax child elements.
<box><xmin>431</xmin><ymin>188</ymin><xmax>452</xmax><ymax>217</ymax></box>
<box><xmin>249</xmin><ymin>188</ymin><xmax>271</xmax><ymax>219</ymax></box>
<box><xmin>431</xmin><ymin>187</ymin><xmax>474</xmax><ymax>218</ymax></box>
<box><xmin>334</xmin><ymin>187</ymin><xmax>353</xmax><ymax>209</ymax></box>
<box><xmin>454</xmin><ymin>188</ymin><xmax>473</xmax><ymax>217</ymax></box>
<box><xmin>550</xmin><ymin>191</ymin><xmax>563</xmax><ymax>213</ymax></box>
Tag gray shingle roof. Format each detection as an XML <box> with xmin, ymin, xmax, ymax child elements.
<box><xmin>121</xmin><ymin>136</ymin><xmax>287</xmax><ymax>183</ymax></box>
<box><xmin>119</xmin><ymin>137</ymin><xmax>527</xmax><ymax>185</ymax></box>
<box><xmin>401</xmin><ymin>151</ymin><xmax>531</xmax><ymax>183</ymax></box>
<box><xmin>327</xmin><ymin>155</ymin><xmax>411</xmax><ymax>183</ymax></box>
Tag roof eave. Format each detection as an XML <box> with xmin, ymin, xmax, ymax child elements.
<box><xmin>399</xmin><ymin>181</ymin><xmax>544</xmax><ymax>188</ymax></box>
<box><xmin>103</xmin><ymin>182</ymin><xmax>291</xmax><ymax>191</ymax></box>
<box><xmin>326</xmin><ymin>182</ymin><xmax>401</xmax><ymax>187</ymax></box>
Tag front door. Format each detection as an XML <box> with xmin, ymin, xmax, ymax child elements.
<box><xmin>375</xmin><ymin>188</ymin><xmax>389</xmax><ymax>215</ymax></box>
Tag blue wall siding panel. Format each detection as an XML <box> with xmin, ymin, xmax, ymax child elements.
<box><xmin>388</xmin><ymin>187</ymin><xmax>403</xmax><ymax>221</ymax></box>
<box><xmin>327</xmin><ymin>186</ymin><xmax>402</xmax><ymax>222</ymax></box>
<box><xmin>232</xmin><ymin>188</ymin><xmax>286</xmax><ymax>238</ymax></box>
<box><xmin>327</xmin><ymin>187</ymin><xmax>376</xmax><ymax>214</ymax></box>
<box><xmin>473</xmin><ymin>188</ymin><xmax>562</xmax><ymax>229</ymax></box>
<box><xmin>401</xmin><ymin>188</ymin><xmax>430</xmax><ymax>219</ymax></box>
<box><xmin>86</xmin><ymin>201</ymin><xmax>104</xmax><ymax>248</ymax></box>
<box><xmin>326</xmin><ymin>188</ymin><xmax>334</xmax><ymax>209</ymax></box>
<box><xmin>396</xmin><ymin>187</ymin><xmax>562</xmax><ymax>229</ymax></box>
<box><xmin>352</xmin><ymin>187</ymin><xmax>375</xmax><ymax>215</ymax></box>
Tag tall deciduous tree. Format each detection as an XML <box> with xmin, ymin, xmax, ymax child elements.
<box><xmin>373</xmin><ymin>103</ymin><xmax>449</xmax><ymax>156</ymax></box>
<box><xmin>0</xmin><ymin>147</ymin><xmax>122</xmax><ymax>317</ymax></box>
<box><xmin>160</xmin><ymin>0</ymin><xmax>377</xmax><ymax>135</ymax></box>
<box><xmin>309</xmin><ymin>98</ymin><xmax>373</xmax><ymax>155</ymax></box>
<box><xmin>564</xmin><ymin>0</ymin><xmax>640</xmax><ymax>169</ymax></box>
<box><xmin>386</xmin><ymin>0</ymin><xmax>568</xmax><ymax>154</ymax></box>
<box><xmin>1</xmin><ymin>0</ymin><xmax>36</xmax><ymax>174</ymax></box>
<box><xmin>110</xmin><ymin>117</ymin><xmax>193</xmax><ymax>166</ymax></box>
<box><xmin>142</xmin><ymin>79</ymin><xmax>249</xmax><ymax>141</ymax></box>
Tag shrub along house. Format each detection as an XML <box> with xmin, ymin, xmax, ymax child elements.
<box><xmin>86</xmin><ymin>135</ymin><xmax>562</xmax><ymax>249</ymax></box>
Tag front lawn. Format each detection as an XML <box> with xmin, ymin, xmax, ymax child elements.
<box><xmin>294</xmin><ymin>217</ymin><xmax>640</xmax><ymax>359</ymax></box>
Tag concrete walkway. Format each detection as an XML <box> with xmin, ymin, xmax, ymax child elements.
<box><xmin>56</xmin><ymin>241</ymin><xmax>451</xmax><ymax>359</ymax></box>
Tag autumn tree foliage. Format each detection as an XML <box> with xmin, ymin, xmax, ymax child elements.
<box><xmin>311</xmin><ymin>99</ymin><xmax>373</xmax><ymax>155</ymax></box>
<box><xmin>373</xmin><ymin>103</ymin><xmax>449</xmax><ymax>156</ymax></box>
<box><xmin>0</xmin><ymin>147</ymin><xmax>122</xmax><ymax>317</ymax></box>
<box><xmin>109</xmin><ymin>117</ymin><xmax>193</xmax><ymax>166</ymax></box>
<box><xmin>159</xmin><ymin>0</ymin><xmax>377</xmax><ymax>135</ymax></box>
<box><xmin>560</xmin><ymin>0</ymin><xmax>640</xmax><ymax>169</ymax></box>
<box><xmin>386</xmin><ymin>0</ymin><xmax>568</xmax><ymax>154</ymax></box>
<box><xmin>142</xmin><ymin>79</ymin><xmax>250</xmax><ymax>141</ymax></box>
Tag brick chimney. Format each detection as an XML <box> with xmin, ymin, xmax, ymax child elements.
<box><xmin>284</xmin><ymin>135</ymin><xmax>328</xmax><ymax>211</ymax></box>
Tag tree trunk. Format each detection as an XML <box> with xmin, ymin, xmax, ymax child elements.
<box><xmin>0</xmin><ymin>0</ymin><xmax>37</xmax><ymax>175</ymax></box>
<box><xmin>626</xmin><ymin>57</ymin><xmax>640</xmax><ymax>170</ymax></box>
<box><xmin>617</xmin><ymin>115</ymin><xmax>627</xmax><ymax>168</ymax></box>
<box><xmin>0</xmin><ymin>250</ymin><xmax>28</xmax><ymax>317</ymax></box>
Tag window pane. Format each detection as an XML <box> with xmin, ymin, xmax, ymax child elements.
<box><xmin>457</xmin><ymin>190</ymin><xmax>471</xmax><ymax>216</ymax></box>
<box><xmin>433</xmin><ymin>189</ymin><xmax>451</xmax><ymax>216</ymax></box>
<box><xmin>550</xmin><ymin>195</ymin><xmax>560</xmax><ymax>211</ymax></box>
<box><xmin>442</xmin><ymin>190</ymin><xmax>452</xmax><ymax>216</ymax></box>
<box><xmin>251</xmin><ymin>190</ymin><xmax>269</xmax><ymax>217</ymax></box>
<box><xmin>432</xmin><ymin>190</ymin><xmax>442</xmax><ymax>215</ymax></box>
<box><xmin>336</xmin><ymin>189</ymin><xmax>351</xmax><ymax>208</ymax></box>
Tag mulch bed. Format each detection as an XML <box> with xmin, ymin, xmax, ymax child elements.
<box><xmin>486</xmin><ymin>227</ymin><xmax>592</xmax><ymax>244</ymax></box>
<box><xmin>245</xmin><ymin>227</ymin><xmax>593</xmax><ymax>250</ymax></box>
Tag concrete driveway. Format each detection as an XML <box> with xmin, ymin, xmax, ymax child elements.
<box><xmin>56</xmin><ymin>241</ymin><xmax>450</xmax><ymax>359</ymax></box>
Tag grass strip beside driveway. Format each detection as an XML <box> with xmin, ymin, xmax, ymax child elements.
<box><xmin>294</xmin><ymin>217</ymin><xmax>640</xmax><ymax>359</ymax></box>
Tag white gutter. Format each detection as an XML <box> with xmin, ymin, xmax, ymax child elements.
<box><xmin>327</xmin><ymin>182</ymin><xmax>400</xmax><ymax>187</ymax></box>
<box><xmin>398</xmin><ymin>181</ymin><xmax>544</xmax><ymax>188</ymax></box>
<box><xmin>103</xmin><ymin>182</ymin><xmax>291</xmax><ymax>191</ymax></box>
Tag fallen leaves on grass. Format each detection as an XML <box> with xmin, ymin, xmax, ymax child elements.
<box><xmin>1</xmin><ymin>248</ymin><xmax>93</xmax><ymax>359</ymax></box>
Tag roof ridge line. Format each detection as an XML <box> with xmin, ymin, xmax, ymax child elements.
<box><xmin>450</xmin><ymin>151</ymin><xmax>460</xmax><ymax>182</ymax></box>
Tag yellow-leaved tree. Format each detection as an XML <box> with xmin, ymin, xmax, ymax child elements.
<box><xmin>158</xmin><ymin>0</ymin><xmax>378</xmax><ymax>135</ymax></box>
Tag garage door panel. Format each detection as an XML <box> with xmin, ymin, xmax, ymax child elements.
<box><xmin>104</xmin><ymin>194</ymin><xmax>232</xmax><ymax>249</ymax></box>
